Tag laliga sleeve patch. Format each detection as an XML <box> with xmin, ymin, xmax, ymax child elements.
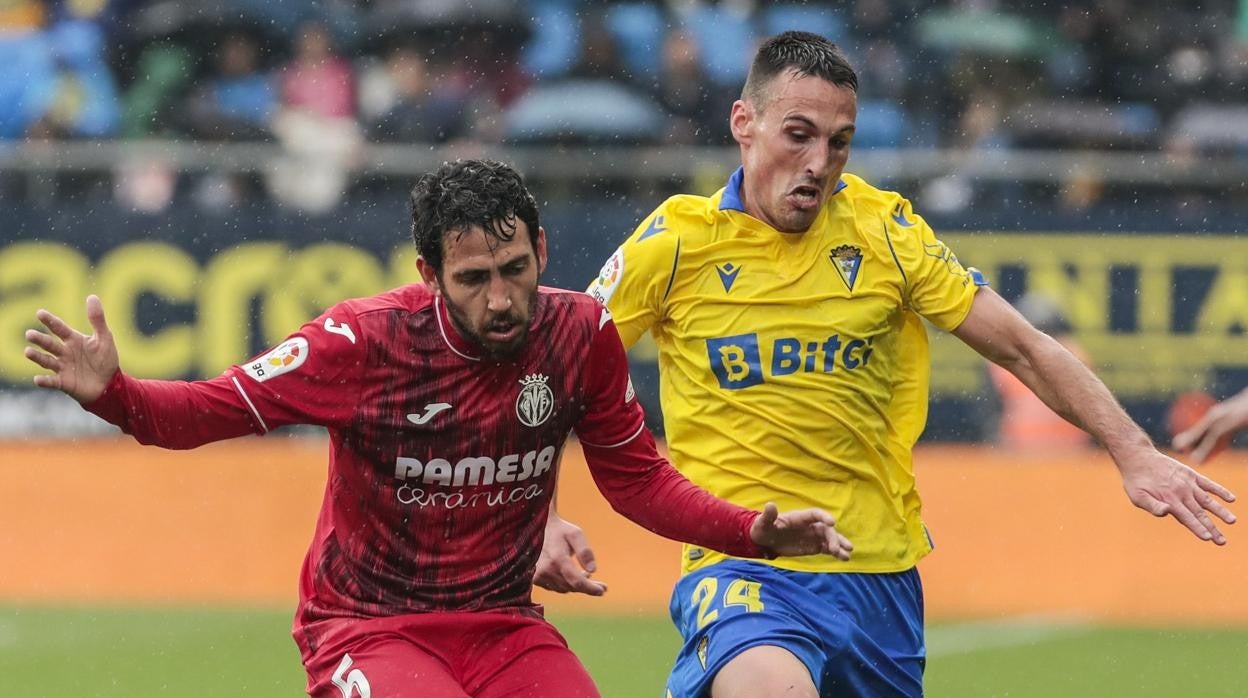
<box><xmin>588</xmin><ymin>248</ymin><xmax>624</xmax><ymax>305</ymax></box>
<box><xmin>241</xmin><ymin>337</ymin><xmax>309</xmax><ymax>383</ymax></box>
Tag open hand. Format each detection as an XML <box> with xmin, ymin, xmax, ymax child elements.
<box><xmin>1120</xmin><ymin>449</ymin><xmax>1236</xmax><ymax>544</ymax></box>
<box><xmin>24</xmin><ymin>295</ymin><xmax>118</xmax><ymax>403</ymax></box>
<box><xmin>750</xmin><ymin>503</ymin><xmax>853</xmax><ymax>561</ymax></box>
<box><xmin>534</xmin><ymin>512</ymin><xmax>608</xmax><ymax>596</ymax></box>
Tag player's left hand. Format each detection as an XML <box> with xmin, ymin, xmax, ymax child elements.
<box><xmin>750</xmin><ymin>503</ymin><xmax>853</xmax><ymax>560</ymax></box>
<box><xmin>1119</xmin><ymin>450</ymin><xmax>1237</xmax><ymax>544</ymax></box>
<box><xmin>534</xmin><ymin>512</ymin><xmax>608</xmax><ymax>596</ymax></box>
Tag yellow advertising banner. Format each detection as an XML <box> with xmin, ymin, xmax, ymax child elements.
<box><xmin>0</xmin><ymin>241</ymin><xmax>420</xmax><ymax>381</ymax></box>
<box><xmin>924</xmin><ymin>233</ymin><xmax>1248</xmax><ymax>397</ymax></box>
<box><xmin>3</xmin><ymin>233</ymin><xmax>1245</xmax><ymax>397</ymax></box>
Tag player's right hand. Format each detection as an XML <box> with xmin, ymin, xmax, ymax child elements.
<box><xmin>750</xmin><ymin>503</ymin><xmax>854</xmax><ymax>561</ymax></box>
<box><xmin>534</xmin><ymin>512</ymin><xmax>608</xmax><ymax>596</ymax></box>
<box><xmin>25</xmin><ymin>294</ymin><xmax>119</xmax><ymax>404</ymax></box>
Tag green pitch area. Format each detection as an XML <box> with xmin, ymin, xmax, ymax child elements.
<box><xmin>1</xmin><ymin>606</ymin><xmax>1246</xmax><ymax>696</ymax></box>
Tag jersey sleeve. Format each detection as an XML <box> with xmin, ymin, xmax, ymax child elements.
<box><xmin>84</xmin><ymin>303</ymin><xmax>367</xmax><ymax>448</ymax></box>
<box><xmin>573</xmin><ymin>309</ymin><xmax>765</xmax><ymax>558</ymax></box>
<box><xmin>84</xmin><ymin>370</ymin><xmax>261</xmax><ymax>449</ymax></box>
<box><xmin>572</xmin><ymin>308</ymin><xmax>647</xmax><ymax>448</ymax></box>
<box><xmin>887</xmin><ymin>196</ymin><xmax>988</xmax><ymax>332</ymax></box>
<box><xmin>585</xmin><ymin>202</ymin><xmax>682</xmax><ymax>349</ymax></box>
<box><xmin>224</xmin><ymin>303</ymin><xmax>367</xmax><ymax>432</ymax></box>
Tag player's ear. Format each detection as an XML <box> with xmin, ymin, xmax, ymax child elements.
<box><xmin>416</xmin><ymin>256</ymin><xmax>441</xmax><ymax>295</ymax></box>
<box><xmin>730</xmin><ymin>99</ymin><xmax>752</xmax><ymax>145</ymax></box>
<box><xmin>534</xmin><ymin>226</ymin><xmax>548</xmax><ymax>275</ymax></box>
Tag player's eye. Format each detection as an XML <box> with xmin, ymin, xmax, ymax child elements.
<box><xmin>457</xmin><ymin>271</ymin><xmax>489</xmax><ymax>286</ymax></box>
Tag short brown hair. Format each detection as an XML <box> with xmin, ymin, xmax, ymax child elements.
<box><xmin>742</xmin><ymin>31</ymin><xmax>858</xmax><ymax>109</ymax></box>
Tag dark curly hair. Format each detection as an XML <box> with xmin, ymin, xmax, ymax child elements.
<box><xmin>409</xmin><ymin>160</ymin><xmax>540</xmax><ymax>274</ymax></box>
<box><xmin>742</xmin><ymin>31</ymin><xmax>858</xmax><ymax>111</ymax></box>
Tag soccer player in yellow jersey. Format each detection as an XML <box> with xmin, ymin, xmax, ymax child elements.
<box><xmin>537</xmin><ymin>31</ymin><xmax>1237</xmax><ymax>697</ymax></box>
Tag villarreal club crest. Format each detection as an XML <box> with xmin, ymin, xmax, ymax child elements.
<box><xmin>516</xmin><ymin>373</ymin><xmax>555</xmax><ymax>427</ymax></box>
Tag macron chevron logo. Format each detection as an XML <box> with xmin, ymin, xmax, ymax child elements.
<box><xmin>891</xmin><ymin>202</ymin><xmax>915</xmax><ymax>227</ymax></box>
<box><xmin>715</xmin><ymin>262</ymin><xmax>741</xmax><ymax>292</ymax></box>
<box><xmin>638</xmin><ymin>215</ymin><xmax>666</xmax><ymax>241</ymax></box>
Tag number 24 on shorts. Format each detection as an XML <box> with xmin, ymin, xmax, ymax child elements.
<box><xmin>691</xmin><ymin>578</ymin><xmax>764</xmax><ymax>630</ymax></box>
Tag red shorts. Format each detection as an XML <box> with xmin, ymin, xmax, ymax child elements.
<box><xmin>300</xmin><ymin>611</ymin><xmax>599</xmax><ymax>698</ymax></box>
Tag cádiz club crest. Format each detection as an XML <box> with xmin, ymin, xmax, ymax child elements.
<box><xmin>829</xmin><ymin>244</ymin><xmax>863</xmax><ymax>292</ymax></box>
<box><xmin>516</xmin><ymin>373</ymin><xmax>555</xmax><ymax>427</ymax></box>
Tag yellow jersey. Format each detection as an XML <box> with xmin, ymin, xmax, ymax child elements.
<box><xmin>587</xmin><ymin>168</ymin><xmax>985</xmax><ymax>574</ymax></box>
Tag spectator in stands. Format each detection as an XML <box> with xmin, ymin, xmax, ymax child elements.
<box><xmin>122</xmin><ymin>43</ymin><xmax>194</xmax><ymax>138</ymax></box>
<box><xmin>855</xmin><ymin>37</ymin><xmax>911</xmax><ymax>104</ymax></box>
<box><xmin>363</xmin><ymin>47</ymin><xmax>468</xmax><ymax>144</ymax></box>
<box><xmin>503</xmin><ymin>9</ymin><xmax>663</xmax><ymax>147</ymax></box>
<box><xmin>278</xmin><ymin>20</ymin><xmax>356</xmax><ymax>121</ymax></box>
<box><xmin>918</xmin><ymin>89</ymin><xmax>1013</xmax><ymax>214</ymax></box>
<box><xmin>181</xmin><ymin>31</ymin><xmax>275</xmax><ymax>141</ymax></box>
<box><xmin>568</xmin><ymin>11</ymin><xmax>632</xmax><ymax>83</ymax></box>
<box><xmin>649</xmin><ymin>29</ymin><xmax>716</xmax><ymax>145</ymax></box>
<box><xmin>25</xmin><ymin>20</ymin><xmax>121</xmax><ymax>140</ymax></box>
<box><xmin>173</xmin><ymin>31</ymin><xmax>276</xmax><ymax>211</ymax></box>
<box><xmin>1057</xmin><ymin>165</ymin><xmax>1107</xmax><ymax>214</ymax></box>
<box><xmin>465</xmin><ymin>26</ymin><xmax>533</xmax><ymax>111</ymax></box>
<box><xmin>852</xmin><ymin>0</ymin><xmax>901</xmax><ymax>40</ymax></box>
<box><xmin>0</xmin><ymin>30</ymin><xmax>49</xmax><ymax>140</ymax></box>
<box><xmin>268</xmin><ymin>20</ymin><xmax>361</xmax><ymax>213</ymax></box>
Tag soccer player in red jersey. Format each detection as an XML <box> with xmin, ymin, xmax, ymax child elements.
<box><xmin>1174</xmin><ymin>387</ymin><xmax>1248</xmax><ymax>463</ymax></box>
<box><xmin>24</xmin><ymin>159</ymin><xmax>852</xmax><ymax>698</ymax></box>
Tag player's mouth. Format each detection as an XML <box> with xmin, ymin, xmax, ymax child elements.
<box><xmin>786</xmin><ymin>184</ymin><xmax>822</xmax><ymax>211</ymax></box>
<box><xmin>483</xmin><ymin>319</ymin><xmax>522</xmax><ymax>343</ymax></box>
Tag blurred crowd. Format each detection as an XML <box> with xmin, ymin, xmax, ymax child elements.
<box><xmin>1</xmin><ymin>0</ymin><xmax>1246</xmax><ymax>211</ymax></box>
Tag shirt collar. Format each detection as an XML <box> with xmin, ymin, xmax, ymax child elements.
<box><xmin>435</xmin><ymin>296</ymin><xmax>482</xmax><ymax>361</ymax></box>
<box><xmin>717</xmin><ymin>166</ymin><xmax>848</xmax><ymax>213</ymax></box>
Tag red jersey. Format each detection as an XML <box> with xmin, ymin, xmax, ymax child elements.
<box><xmin>86</xmin><ymin>285</ymin><xmax>764</xmax><ymax>655</ymax></box>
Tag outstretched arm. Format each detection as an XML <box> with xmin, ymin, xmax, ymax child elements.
<box><xmin>26</xmin><ymin>295</ymin><xmax>262</xmax><ymax>448</ymax></box>
<box><xmin>954</xmin><ymin>288</ymin><xmax>1237</xmax><ymax>544</ymax></box>
<box><xmin>1174</xmin><ymin>388</ymin><xmax>1248</xmax><ymax>464</ymax></box>
<box><xmin>581</xmin><ymin>429</ymin><xmax>853</xmax><ymax>560</ymax></box>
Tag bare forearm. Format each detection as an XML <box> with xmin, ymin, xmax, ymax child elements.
<box><xmin>956</xmin><ymin>290</ymin><xmax>1236</xmax><ymax>544</ymax></box>
<box><xmin>1000</xmin><ymin>332</ymin><xmax>1151</xmax><ymax>458</ymax></box>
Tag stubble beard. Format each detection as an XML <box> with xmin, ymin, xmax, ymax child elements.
<box><xmin>444</xmin><ymin>290</ymin><xmax>539</xmax><ymax>361</ymax></box>
<box><xmin>774</xmin><ymin>202</ymin><xmax>819</xmax><ymax>234</ymax></box>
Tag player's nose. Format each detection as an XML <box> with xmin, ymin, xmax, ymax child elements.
<box><xmin>805</xmin><ymin>146</ymin><xmax>834</xmax><ymax>181</ymax></box>
<box><xmin>485</xmin><ymin>276</ymin><xmax>513</xmax><ymax>312</ymax></box>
